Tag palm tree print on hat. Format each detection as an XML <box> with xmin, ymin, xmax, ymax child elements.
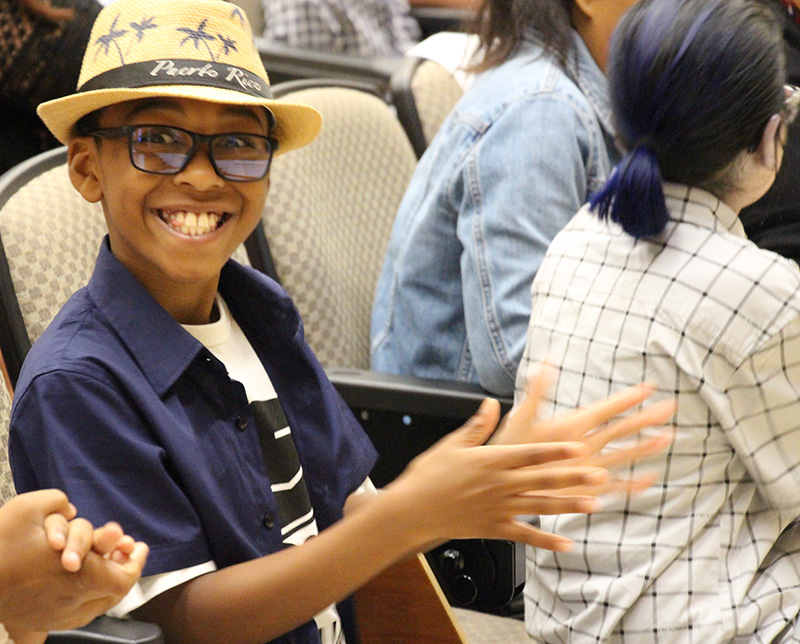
<box><xmin>177</xmin><ymin>19</ymin><xmax>218</xmax><ymax>61</ymax></box>
<box><xmin>217</xmin><ymin>34</ymin><xmax>237</xmax><ymax>57</ymax></box>
<box><xmin>95</xmin><ymin>14</ymin><xmax>129</xmax><ymax>65</ymax></box>
<box><xmin>131</xmin><ymin>16</ymin><xmax>158</xmax><ymax>42</ymax></box>
<box><xmin>230</xmin><ymin>6</ymin><xmax>245</xmax><ymax>25</ymax></box>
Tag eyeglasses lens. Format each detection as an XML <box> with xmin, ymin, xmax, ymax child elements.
<box><xmin>212</xmin><ymin>134</ymin><xmax>272</xmax><ymax>181</ymax></box>
<box><xmin>128</xmin><ymin>126</ymin><xmax>271</xmax><ymax>181</ymax></box>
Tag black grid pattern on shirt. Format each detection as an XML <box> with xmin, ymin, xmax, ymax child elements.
<box><xmin>518</xmin><ymin>189</ymin><xmax>800</xmax><ymax>643</ymax></box>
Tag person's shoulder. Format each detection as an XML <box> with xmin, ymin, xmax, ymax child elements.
<box><xmin>677</xmin><ymin>231</ymin><xmax>800</xmax><ymax>358</ymax></box>
<box><xmin>15</xmin><ymin>287</ymin><xmax>119</xmax><ymax>390</ymax></box>
<box><xmin>459</xmin><ymin>45</ymin><xmax>590</xmax><ymax>125</ymax></box>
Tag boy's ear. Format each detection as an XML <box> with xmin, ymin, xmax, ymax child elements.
<box><xmin>67</xmin><ymin>138</ymin><xmax>104</xmax><ymax>203</ymax></box>
<box><xmin>756</xmin><ymin>114</ymin><xmax>783</xmax><ymax>172</ymax></box>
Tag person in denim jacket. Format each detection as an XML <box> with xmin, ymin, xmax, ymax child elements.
<box><xmin>371</xmin><ymin>0</ymin><xmax>636</xmax><ymax>397</ymax></box>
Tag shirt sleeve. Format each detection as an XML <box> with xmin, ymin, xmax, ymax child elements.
<box><xmin>716</xmin><ymin>319</ymin><xmax>800</xmax><ymax>515</ymax></box>
<box><xmin>107</xmin><ymin>561</ymin><xmax>217</xmax><ymax>617</ymax></box>
<box><xmin>457</xmin><ymin>92</ymin><xmax>597</xmax><ymax>396</ymax></box>
<box><xmin>9</xmin><ymin>368</ymin><xmax>215</xmax><ymax>576</ymax></box>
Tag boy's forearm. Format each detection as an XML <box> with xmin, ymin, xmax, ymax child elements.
<box><xmin>132</xmin><ymin>486</ymin><xmax>427</xmax><ymax>644</ymax></box>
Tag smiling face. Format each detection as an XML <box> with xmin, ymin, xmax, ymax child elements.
<box><xmin>68</xmin><ymin>97</ymin><xmax>270</xmax><ymax>323</ymax></box>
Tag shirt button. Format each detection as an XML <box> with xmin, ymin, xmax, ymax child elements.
<box><xmin>235</xmin><ymin>415</ymin><xmax>248</xmax><ymax>431</ymax></box>
<box><xmin>263</xmin><ymin>512</ymin><xmax>274</xmax><ymax>529</ymax></box>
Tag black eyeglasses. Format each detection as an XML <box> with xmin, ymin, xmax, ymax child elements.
<box><xmin>86</xmin><ymin>124</ymin><xmax>278</xmax><ymax>182</ymax></box>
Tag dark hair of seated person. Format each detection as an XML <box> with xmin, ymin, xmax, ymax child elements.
<box><xmin>590</xmin><ymin>0</ymin><xmax>784</xmax><ymax>238</ymax></box>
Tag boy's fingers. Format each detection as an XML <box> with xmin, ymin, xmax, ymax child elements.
<box><xmin>589</xmin><ymin>431</ymin><xmax>673</xmax><ymax>469</ymax></box>
<box><xmin>547</xmin><ymin>383</ymin><xmax>657</xmax><ymax>439</ymax></box>
<box><xmin>454</xmin><ymin>398</ymin><xmax>501</xmax><ymax>447</ymax></box>
<box><xmin>506</xmin><ymin>362</ymin><xmax>554</xmax><ymax>428</ymax></box>
<box><xmin>490</xmin><ymin>441</ymin><xmax>588</xmax><ymax>470</ymax></box>
<box><xmin>61</xmin><ymin>518</ymin><xmax>94</xmax><ymax>573</ymax></box>
<box><xmin>516</xmin><ymin>493</ymin><xmax>600</xmax><ymax>516</ymax></box>
<box><xmin>92</xmin><ymin>522</ymin><xmax>125</xmax><ymax>557</ymax></box>
<box><xmin>586</xmin><ymin>400</ymin><xmax>677</xmax><ymax>453</ymax></box>
<box><xmin>501</xmin><ymin>521</ymin><xmax>574</xmax><ymax>553</ymax></box>
<box><xmin>44</xmin><ymin>512</ymin><xmax>70</xmax><ymax>551</ymax></box>
<box><xmin>119</xmin><ymin>541</ymin><xmax>149</xmax><ymax>574</ymax></box>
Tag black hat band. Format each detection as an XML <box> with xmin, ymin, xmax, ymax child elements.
<box><xmin>78</xmin><ymin>59</ymin><xmax>273</xmax><ymax>99</ymax></box>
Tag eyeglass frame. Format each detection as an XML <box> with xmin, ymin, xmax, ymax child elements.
<box><xmin>82</xmin><ymin>121</ymin><xmax>279</xmax><ymax>182</ymax></box>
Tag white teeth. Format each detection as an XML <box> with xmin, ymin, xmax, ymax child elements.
<box><xmin>158</xmin><ymin>210</ymin><xmax>226</xmax><ymax>237</ymax></box>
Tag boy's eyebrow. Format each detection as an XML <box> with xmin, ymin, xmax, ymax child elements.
<box><xmin>123</xmin><ymin>99</ymin><xmax>268</xmax><ymax>130</ymax></box>
<box><xmin>123</xmin><ymin>99</ymin><xmax>183</xmax><ymax>121</ymax></box>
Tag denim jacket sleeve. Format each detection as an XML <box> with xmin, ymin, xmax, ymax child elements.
<box><xmin>457</xmin><ymin>88</ymin><xmax>605</xmax><ymax>395</ymax></box>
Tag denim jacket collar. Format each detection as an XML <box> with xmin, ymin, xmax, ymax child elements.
<box><xmin>524</xmin><ymin>27</ymin><xmax>614</xmax><ymax>137</ymax></box>
<box><xmin>569</xmin><ymin>33</ymin><xmax>615</xmax><ymax>137</ymax></box>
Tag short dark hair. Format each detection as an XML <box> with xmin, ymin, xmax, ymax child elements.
<box><xmin>74</xmin><ymin>109</ymin><xmax>102</xmax><ymax>137</ymax></box>
<box><xmin>468</xmin><ymin>0</ymin><xmax>575</xmax><ymax>72</ymax></box>
<box><xmin>591</xmin><ymin>0</ymin><xmax>784</xmax><ymax>238</ymax></box>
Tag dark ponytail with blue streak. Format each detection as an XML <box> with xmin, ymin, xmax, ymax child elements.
<box><xmin>591</xmin><ymin>0</ymin><xmax>784</xmax><ymax>239</ymax></box>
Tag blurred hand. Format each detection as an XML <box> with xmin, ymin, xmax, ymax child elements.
<box><xmin>384</xmin><ymin>367</ymin><xmax>674</xmax><ymax>552</ymax></box>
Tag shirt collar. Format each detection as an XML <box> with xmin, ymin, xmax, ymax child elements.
<box><xmin>522</xmin><ymin>28</ymin><xmax>615</xmax><ymax>137</ymax></box>
<box><xmin>569</xmin><ymin>31</ymin><xmax>615</xmax><ymax>137</ymax></box>
<box><xmin>87</xmin><ymin>238</ymin><xmax>204</xmax><ymax>396</ymax></box>
<box><xmin>663</xmin><ymin>183</ymin><xmax>746</xmax><ymax>238</ymax></box>
<box><xmin>86</xmin><ymin>237</ymin><xmax>301</xmax><ymax>396</ymax></box>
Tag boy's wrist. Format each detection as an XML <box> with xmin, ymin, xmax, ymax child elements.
<box><xmin>374</xmin><ymin>480</ymin><xmax>438</xmax><ymax>554</ymax></box>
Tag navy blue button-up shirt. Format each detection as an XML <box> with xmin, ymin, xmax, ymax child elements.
<box><xmin>10</xmin><ymin>238</ymin><xmax>377</xmax><ymax>644</ymax></box>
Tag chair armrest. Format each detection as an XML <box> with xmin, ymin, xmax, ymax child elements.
<box><xmin>326</xmin><ymin>367</ymin><xmax>512</xmax><ymax>419</ymax></box>
<box><xmin>45</xmin><ymin>617</ymin><xmax>163</xmax><ymax>644</ymax></box>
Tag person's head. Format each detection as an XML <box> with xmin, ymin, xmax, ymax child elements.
<box><xmin>36</xmin><ymin>0</ymin><xmax>322</xmax><ymax>320</ymax></box>
<box><xmin>591</xmin><ymin>0</ymin><xmax>789</xmax><ymax>238</ymax></box>
<box><xmin>470</xmin><ymin>0</ymin><xmax>637</xmax><ymax>73</ymax></box>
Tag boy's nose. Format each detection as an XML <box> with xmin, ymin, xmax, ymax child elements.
<box><xmin>174</xmin><ymin>145</ymin><xmax>225</xmax><ymax>190</ymax></box>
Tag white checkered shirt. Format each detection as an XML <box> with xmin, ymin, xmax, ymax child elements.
<box><xmin>260</xmin><ymin>0</ymin><xmax>420</xmax><ymax>57</ymax></box>
<box><xmin>518</xmin><ymin>184</ymin><xmax>800</xmax><ymax>643</ymax></box>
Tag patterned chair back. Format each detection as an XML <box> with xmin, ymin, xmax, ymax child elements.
<box><xmin>0</xmin><ymin>148</ymin><xmax>250</xmax><ymax>385</ymax></box>
<box><xmin>0</xmin><ymin>373</ymin><xmax>14</xmax><ymax>505</ymax></box>
<box><xmin>263</xmin><ymin>85</ymin><xmax>418</xmax><ymax>368</ymax></box>
<box><xmin>411</xmin><ymin>59</ymin><xmax>463</xmax><ymax>147</ymax></box>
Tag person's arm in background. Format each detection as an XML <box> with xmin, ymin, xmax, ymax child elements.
<box><xmin>459</xmin><ymin>93</ymin><xmax>598</xmax><ymax>396</ymax></box>
<box><xmin>0</xmin><ymin>490</ymin><xmax>148</xmax><ymax>644</ymax></box>
<box><xmin>716</xmin><ymin>322</ymin><xmax>800</xmax><ymax>516</ymax></box>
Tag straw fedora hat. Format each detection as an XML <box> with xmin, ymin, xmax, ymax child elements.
<box><xmin>37</xmin><ymin>0</ymin><xmax>322</xmax><ymax>154</ymax></box>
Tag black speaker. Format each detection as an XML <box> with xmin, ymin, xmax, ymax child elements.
<box><xmin>426</xmin><ymin>539</ymin><xmax>525</xmax><ymax>611</ymax></box>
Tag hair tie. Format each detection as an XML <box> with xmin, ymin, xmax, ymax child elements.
<box><xmin>633</xmin><ymin>135</ymin><xmax>657</xmax><ymax>151</ymax></box>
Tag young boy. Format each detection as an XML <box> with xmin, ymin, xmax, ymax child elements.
<box><xmin>7</xmin><ymin>1</ymin><xmax>673</xmax><ymax>642</ymax></box>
